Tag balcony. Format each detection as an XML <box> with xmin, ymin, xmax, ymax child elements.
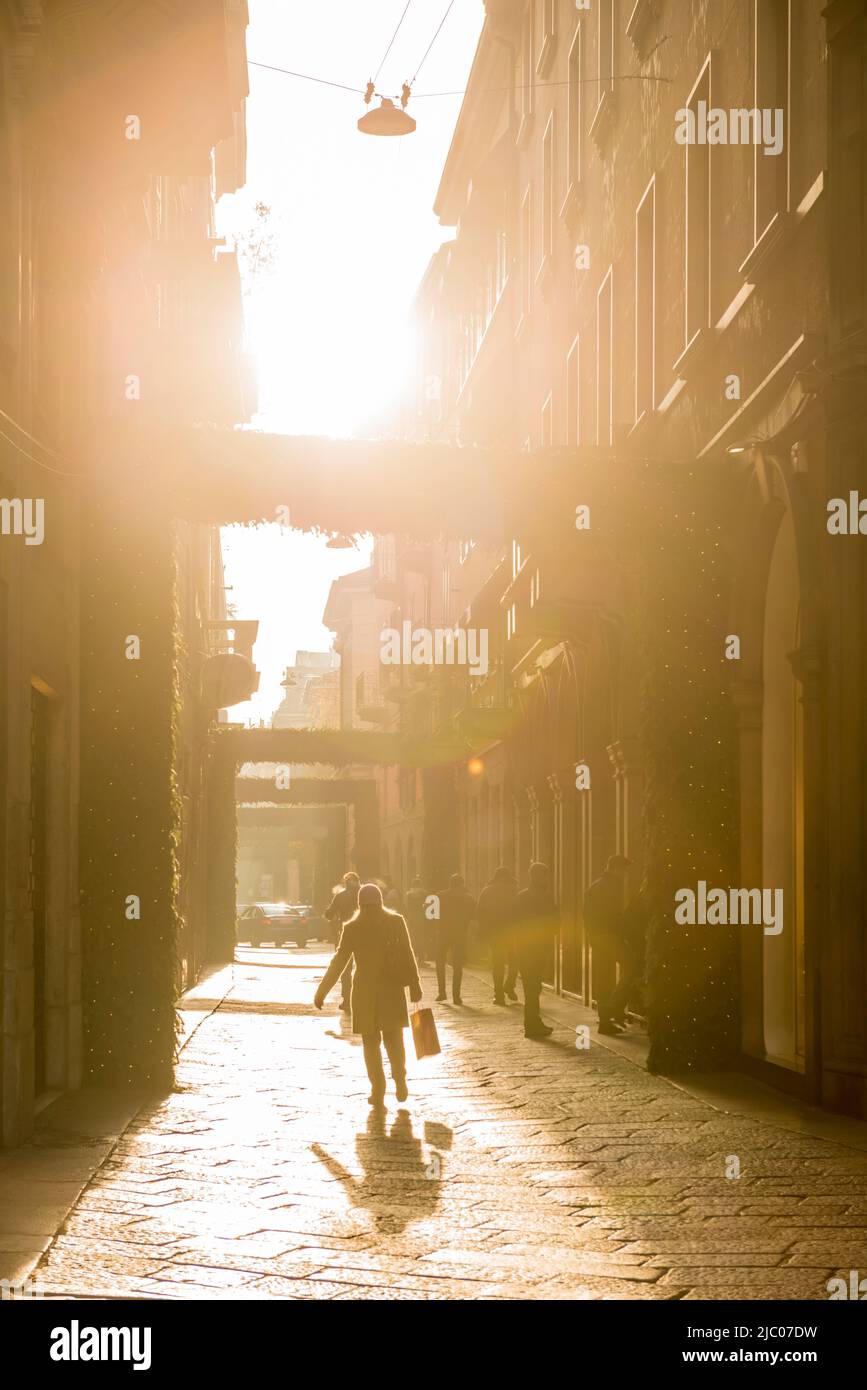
<box><xmin>382</xmin><ymin>662</ymin><xmax>432</xmax><ymax>704</ymax></box>
<box><xmin>202</xmin><ymin>620</ymin><xmax>259</xmax><ymax>710</ymax></box>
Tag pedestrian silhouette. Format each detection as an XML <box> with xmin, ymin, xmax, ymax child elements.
<box><xmin>513</xmin><ymin>862</ymin><xmax>559</xmax><ymax>1038</ymax></box>
<box><xmin>477</xmin><ymin>864</ymin><xmax>519</xmax><ymax>1005</ymax></box>
<box><xmin>583</xmin><ymin>854</ymin><xmax>633</xmax><ymax>1034</ymax></box>
<box><xmin>434</xmin><ymin>873</ymin><xmax>476</xmax><ymax>1005</ymax></box>
<box><xmin>315</xmin><ymin>882</ymin><xmax>422</xmax><ymax>1105</ymax></box>
<box><xmin>404</xmin><ymin>876</ymin><xmax>430</xmax><ymax>964</ymax></box>
<box><xmin>324</xmin><ymin>871</ymin><xmax>360</xmax><ymax>1011</ymax></box>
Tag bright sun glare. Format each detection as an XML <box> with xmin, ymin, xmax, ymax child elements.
<box><xmin>214</xmin><ymin>1</ymin><xmax>484</xmax><ymax>726</ymax></box>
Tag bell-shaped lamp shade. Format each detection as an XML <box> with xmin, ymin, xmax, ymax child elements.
<box><xmin>357</xmin><ymin>97</ymin><xmax>416</xmax><ymax>137</ymax></box>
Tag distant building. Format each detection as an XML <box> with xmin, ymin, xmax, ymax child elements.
<box><xmin>323</xmin><ymin>569</ymin><xmax>392</xmax><ymax>731</ymax></box>
<box><xmin>272</xmin><ymin>651</ymin><xmax>340</xmax><ymax>730</ymax></box>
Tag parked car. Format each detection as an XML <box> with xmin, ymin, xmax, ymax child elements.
<box><xmin>236</xmin><ymin>903</ymin><xmax>321</xmax><ymax>948</ymax></box>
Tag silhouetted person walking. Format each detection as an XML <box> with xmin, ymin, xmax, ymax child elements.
<box><xmin>381</xmin><ymin>875</ymin><xmax>402</xmax><ymax>912</ymax></box>
<box><xmin>477</xmin><ymin>865</ymin><xmax>518</xmax><ymax>1004</ymax></box>
<box><xmin>620</xmin><ymin>886</ymin><xmax>650</xmax><ymax>1018</ymax></box>
<box><xmin>404</xmin><ymin>876</ymin><xmax>429</xmax><ymax>964</ymax></box>
<box><xmin>583</xmin><ymin>854</ymin><xmax>632</xmax><ymax>1035</ymax></box>
<box><xmin>513</xmin><ymin>862</ymin><xmax>559</xmax><ymax>1038</ymax></box>
<box><xmin>314</xmin><ymin>882</ymin><xmax>422</xmax><ymax>1106</ymax></box>
<box><xmin>324</xmin><ymin>871</ymin><xmax>360</xmax><ymax>1011</ymax></box>
<box><xmin>435</xmin><ymin>873</ymin><xmax>476</xmax><ymax>1005</ymax></box>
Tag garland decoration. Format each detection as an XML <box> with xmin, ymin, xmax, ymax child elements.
<box><xmin>80</xmin><ymin>480</ymin><xmax>182</xmax><ymax>1087</ymax></box>
<box><xmin>637</xmin><ymin>464</ymin><xmax>739</xmax><ymax>1072</ymax></box>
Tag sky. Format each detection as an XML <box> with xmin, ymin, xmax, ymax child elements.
<box><xmin>217</xmin><ymin>0</ymin><xmax>485</xmax><ymax>726</ymax></box>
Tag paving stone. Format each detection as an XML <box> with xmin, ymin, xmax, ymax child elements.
<box><xmin>657</xmin><ymin>1267</ymin><xmax>835</xmax><ymax>1292</ymax></box>
<box><xmin>28</xmin><ymin>958</ymin><xmax>867</xmax><ymax>1302</ymax></box>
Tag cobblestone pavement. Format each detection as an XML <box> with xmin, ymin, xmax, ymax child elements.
<box><xmin>33</xmin><ymin>950</ymin><xmax>867</xmax><ymax>1301</ymax></box>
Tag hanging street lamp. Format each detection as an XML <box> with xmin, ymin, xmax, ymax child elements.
<box><xmin>357</xmin><ymin>81</ymin><xmax>416</xmax><ymax>137</ymax></box>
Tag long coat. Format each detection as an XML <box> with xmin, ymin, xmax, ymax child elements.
<box><xmin>477</xmin><ymin>878</ymin><xmax>517</xmax><ymax>940</ymax></box>
<box><xmin>317</xmin><ymin>909</ymin><xmax>421</xmax><ymax>1036</ymax></box>
<box><xmin>512</xmin><ymin>887</ymin><xmax>559</xmax><ymax>969</ymax></box>
<box><xmin>324</xmin><ymin>885</ymin><xmax>359</xmax><ymax>944</ymax></box>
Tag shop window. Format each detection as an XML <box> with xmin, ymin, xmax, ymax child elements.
<box><xmin>754</xmin><ymin>0</ymin><xmax>790</xmax><ymax>246</ymax></box>
<box><xmin>541</xmin><ymin>112</ymin><xmax>555</xmax><ymax>274</ymax></box>
<box><xmin>519</xmin><ymin>1</ymin><xmax>536</xmax><ymax>140</ymax></box>
<box><xmin>541</xmin><ymin>390</ymin><xmax>554</xmax><ymax>446</ymax></box>
<box><xmin>684</xmin><ymin>58</ymin><xmax>712</xmax><ymax>351</ymax></box>
<box><xmin>566</xmin><ymin>25</ymin><xmax>583</xmax><ymax>194</ymax></box>
<box><xmin>519</xmin><ymin>185</ymin><xmax>532</xmax><ymax>327</ymax></box>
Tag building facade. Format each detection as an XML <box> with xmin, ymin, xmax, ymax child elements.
<box><xmin>0</xmin><ymin>0</ymin><xmax>251</xmax><ymax>1143</ymax></box>
<box><xmin>272</xmin><ymin>651</ymin><xmax>341</xmax><ymax>731</ymax></box>
<box><xmin>375</xmin><ymin>0</ymin><xmax>867</xmax><ymax>1117</ymax></box>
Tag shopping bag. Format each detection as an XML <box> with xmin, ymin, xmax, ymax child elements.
<box><xmin>410</xmin><ymin>1005</ymin><xmax>441</xmax><ymax>1060</ymax></box>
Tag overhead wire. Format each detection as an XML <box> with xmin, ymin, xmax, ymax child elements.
<box><xmin>408</xmin><ymin>0</ymin><xmax>456</xmax><ymax>88</ymax></box>
<box><xmin>373</xmin><ymin>0</ymin><xmax>414</xmax><ymax>85</ymax></box>
<box><xmin>247</xmin><ymin>61</ymin><xmax>365</xmax><ymax>95</ymax></box>
<box><xmin>247</xmin><ymin>59</ymin><xmax>672</xmax><ymax>98</ymax></box>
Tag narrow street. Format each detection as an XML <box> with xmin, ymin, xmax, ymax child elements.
<box><xmin>31</xmin><ymin>952</ymin><xmax>867</xmax><ymax>1302</ymax></box>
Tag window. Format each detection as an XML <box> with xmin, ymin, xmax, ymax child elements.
<box><xmin>507</xmin><ymin>602</ymin><xmax>517</xmax><ymax>639</ymax></box>
<box><xmin>539</xmin><ymin>0</ymin><xmax>557</xmax><ymax>75</ymax></box>
<box><xmin>566</xmin><ymin>334</ymin><xmax>580</xmax><ymax>446</ymax></box>
<box><xmin>754</xmin><ymin>0</ymin><xmax>790</xmax><ymax>245</ymax></box>
<box><xmin>541</xmin><ymin>390</ymin><xmax>554</xmax><ymax>446</ymax></box>
<box><xmin>830</xmin><ymin>13</ymin><xmax>866</xmax><ymax>340</ymax></box>
<box><xmin>400</xmin><ymin>768</ymin><xmax>417</xmax><ymax>811</ymax></box>
<box><xmin>589</xmin><ymin>0</ymin><xmax>616</xmax><ymax>148</ymax></box>
<box><xmin>635</xmin><ymin>177</ymin><xmax>656</xmax><ymax>422</ymax></box>
<box><xmin>512</xmin><ymin>539</ymin><xmax>524</xmax><ymax>578</ymax></box>
<box><xmin>685</xmin><ymin>59</ymin><xmax>711</xmax><ymax>348</ymax></box>
<box><xmin>596</xmin><ymin>267</ymin><xmax>613</xmax><ymax>446</ymax></box>
<box><xmin>566</xmin><ymin>25</ymin><xmax>583</xmax><ymax>194</ymax></box>
<box><xmin>496</xmin><ymin>203</ymin><xmax>508</xmax><ymax>299</ymax></box>
<box><xmin>519</xmin><ymin>185</ymin><xmax>532</xmax><ymax>325</ymax></box>
<box><xmin>598</xmin><ymin>0</ymin><xmax>614</xmax><ymax>99</ymax></box>
<box><xmin>530</xmin><ymin>568</ymin><xmax>541</xmax><ymax>607</ymax></box>
<box><xmin>520</xmin><ymin>1</ymin><xmax>536</xmax><ymax>135</ymax></box>
<box><xmin>541</xmin><ymin>113</ymin><xmax>555</xmax><ymax>270</ymax></box>
<box><xmin>378</xmin><ymin>534</ymin><xmax>397</xmax><ymax>581</ymax></box>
